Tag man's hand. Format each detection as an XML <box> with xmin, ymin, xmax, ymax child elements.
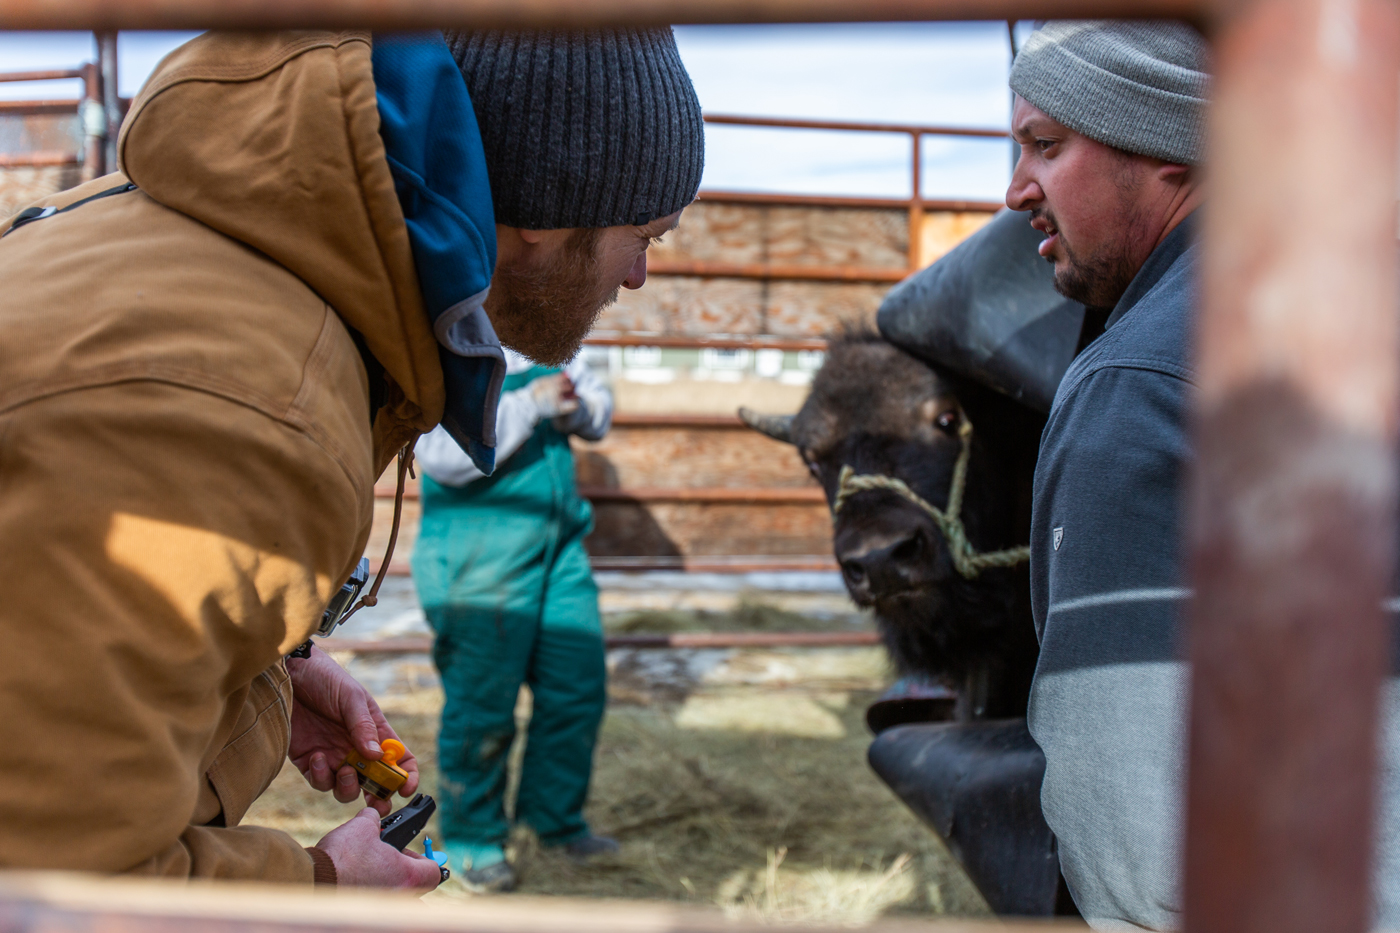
<box><xmin>317</xmin><ymin>808</ymin><xmax>443</xmax><ymax>889</ymax></box>
<box><xmin>287</xmin><ymin>646</ymin><xmax>419</xmax><ymax>816</ymax></box>
<box><xmin>529</xmin><ymin>372</ymin><xmax>579</xmax><ymax>418</ymax></box>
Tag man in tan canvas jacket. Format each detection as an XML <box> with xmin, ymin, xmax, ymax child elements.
<box><xmin>0</xmin><ymin>29</ymin><xmax>703</xmax><ymax>886</ymax></box>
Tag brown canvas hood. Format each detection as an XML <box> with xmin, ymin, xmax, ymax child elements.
<box><xmin>117</xmin><ymin>31</ymin><xmax>444</xmax><ymax>444</ymax></box>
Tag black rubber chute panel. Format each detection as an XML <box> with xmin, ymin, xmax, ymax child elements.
<box><xmin>876</xmin><ymin>208</ymin><xmax>1084</xmax><ymax>413</ymax></box>
<box><xmin>867</xmin><ymin>719</ymin><xmax>1062</xmax><ymax>916</ymax></box>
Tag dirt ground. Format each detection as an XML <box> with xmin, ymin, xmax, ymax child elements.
<box><xmin>245</xmin><ymin>597</ymin><xmax>990</xmax><ymax>926</ymax></box>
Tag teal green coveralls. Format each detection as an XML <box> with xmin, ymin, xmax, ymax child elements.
<box><xmin>411</xmin><ymin>364</ymin><xmax>606</xmax><ymax>857</ymax></box>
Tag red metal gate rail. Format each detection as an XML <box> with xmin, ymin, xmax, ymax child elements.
<box><xmin>0</xmin><ymin>45</ymin><xmax>113</xmax><ymax>179</ymax></box>
<box><xmin>319</xmin><ymin>631</ymin><xmax>880</xmax><ymax>654</ymax></box>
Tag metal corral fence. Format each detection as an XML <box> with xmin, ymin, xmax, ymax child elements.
<box><xmin>700</xmin><ymin>113</ymin><xmax>1006</xmax><ymax>274</ymax></box>
<box><xmin>0</xmin><ymin>32</ymin><xmax>121</xmax><ymax>178</ymax></box>
<box><xmin>0</xmin><ymin>4</ymin><xmax>1389</xmax><ymax>933</ymax></box>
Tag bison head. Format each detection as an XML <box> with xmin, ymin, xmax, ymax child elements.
<box><xmin>741</xmin><ymin>330</ymin><xmax>1041</xmax><ymax>696</ymax></box>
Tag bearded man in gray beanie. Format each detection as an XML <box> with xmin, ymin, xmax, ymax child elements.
<box><xmin>1008</xmin><ymin>21</ymin><xmax>1400</xmax><ymax>929</ymax></box>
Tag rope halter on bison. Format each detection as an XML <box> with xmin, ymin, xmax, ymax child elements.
<box><xmin>830</xmin><ymin>415</ymin><xmax>1029</xmax><ymax>580</ymax></box>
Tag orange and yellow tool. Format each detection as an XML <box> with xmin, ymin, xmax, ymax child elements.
<box><xmin>344</xmin><ymin>739</ymin><xmax>409</xmax><ymax>800</ymax></box>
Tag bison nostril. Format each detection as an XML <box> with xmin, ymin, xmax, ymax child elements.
<box><xmin>891</xmin><ymin>531</ymin><xmax>923</xmax><ymax>566</ymax></box>
<box><xmin>839</xmin><ymin>530</ymin><xmax>927</xmax><ymax>599</ymax></box>
<box><xmin>841</xmin><ymin>559</ymin><xmax>868</xmax><ymax>586</ymax></box>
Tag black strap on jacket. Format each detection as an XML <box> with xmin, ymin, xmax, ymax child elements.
<box><xmin>348</xmin><ymin>326</ymin><xmax>388</xmax><ymax>425</ymax></box>
<box><xmin>2</xmin><ymin>181</ymin><xmax>139</xmax><ymax>239</ymax></box>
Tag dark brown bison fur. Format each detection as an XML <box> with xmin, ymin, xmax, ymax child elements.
<box><xmin>785</xmin><ymin>329</ymin><xmax>1043</xmax><ymax>718</ymax></box>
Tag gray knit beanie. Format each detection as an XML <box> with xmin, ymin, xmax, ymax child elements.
<box><xmin>1010</xmin><ymin>21</ymin><xmax>1210</xmax><ymax>165</ymax></box>
<box><xmin>444</xmin><ymin>28</ymin><xmax>705</xmax><ymax>230</ymax></box>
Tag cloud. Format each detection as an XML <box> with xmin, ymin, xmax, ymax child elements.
<box><xmin>674</xmin><ymin>23</ymin><xmax>1013</xmax><ymax>201</ymax></box>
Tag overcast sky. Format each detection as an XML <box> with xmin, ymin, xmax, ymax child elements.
<box><xmin>0</xmin><ymin>24</ymin><xmax>1019</xmax><ymax>202</ymax></box>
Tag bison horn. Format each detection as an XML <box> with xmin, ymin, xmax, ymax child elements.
<box><xmin>738</xmin><ymin>407</ymin><xmax>795</xmax><ymax>444</ymax></box>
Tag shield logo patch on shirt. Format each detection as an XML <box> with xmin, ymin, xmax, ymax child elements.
<box><xmin>1052</xmin><ymin>526</ymin><xmax>1064</xmax><ymax>551</ymax></box>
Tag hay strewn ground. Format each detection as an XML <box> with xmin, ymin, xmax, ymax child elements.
<box><xmin>604</xmin><ymin>596</ymin><xmax>859</xmax><ymax>635</ymax></box>
<box><xmin>245</xmin><ymin>600</ymin><xmax>990</xmax><ymax>925</ymax></box>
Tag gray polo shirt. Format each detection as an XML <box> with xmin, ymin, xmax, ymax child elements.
<box><xmin>1028</xmin><ymin>216</ymin><xmax>1400</xmax><ymax>929</ymax></box>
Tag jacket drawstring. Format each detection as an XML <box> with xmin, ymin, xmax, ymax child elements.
<box><xmin>340</xmin><ymin>441</ymin><xmax>416</xmax><ymax>624</ymax></box>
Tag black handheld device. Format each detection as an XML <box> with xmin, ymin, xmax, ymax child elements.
<box><xmin>380</xmin><ymin>793</ymin><xmax>436</xmax><ymax>850</ymax></box>
<box><xmin>380</xmin><ymin>793</ymin><xmax>450</xmax><ymax>884</ymax></box>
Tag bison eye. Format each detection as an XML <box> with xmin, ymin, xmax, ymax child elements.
<box><xmin>935</xmin><ymin>410</ymin><xmax>961</xmax><ymax>434</ymax></box>
<box><xmin>805</xmin><ymin>460</ymin><xmax>822</xmax><ymax>480</ymax></box>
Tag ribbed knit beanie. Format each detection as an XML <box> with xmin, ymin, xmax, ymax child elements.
<box><xmin>443</xmin><ymin>28</ymin><xmax>705</xmax><ymax>230</ymax></box>
<box><xmin>1010</xmin><ymin>21</ymin><xmax>1210</xmax><ymax>165</ymax></box>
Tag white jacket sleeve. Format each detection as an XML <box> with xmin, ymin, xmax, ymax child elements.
<box><xmin>553</xmin><ymin>356</ymin><xmax>613</xmax><ymax>441</ymax></box>
<box><xmin>414</xmin><ymin>387</ymin><xmax>545</xmax><ymax>487</ymax></box>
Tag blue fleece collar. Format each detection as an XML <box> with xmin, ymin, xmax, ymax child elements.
<box><xmin>372</xmin><ymin>33</ymin><xmax>503</xmax><ymax>475</ymax></box>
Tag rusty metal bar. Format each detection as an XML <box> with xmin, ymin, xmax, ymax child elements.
<box><xmin>0</xmin><ymin>151</ymin><xmax>79</xmax><ymax>167</ymax></box>
<box><xmin>1182</xmin><ymin>1</ymin><xmax>1400</xmax><ymax>933</ymax></box>
<box><xmin>590</xmin><ymin>554</ymin><xmax>840</xmax><ymax>572</ymax></box>
<box><xmin>0</xmin><ymin>0</ymin><xmax>1210</xmax><ymax>31</ymax></box>
<box><xmin>697</xmin><ymin>188</ymin><xmax>1003</xmax><ymax>213</ymax></box>
<box><xmin>0</xmin><ymin>68</ymin><xmax>84</xmax><ymax>82</ymax></box>
<box><xmin>371</xmin><ymin>483</ymin><xmax>825</xmax><ymax>503</ymax></box>
<box><xmin>0</xmin><ymin>100</ymin><xmax>79</xmax><ymax>115</ymax></box>
<box><xmin>369</xmin><ymin>555</ymin><xmax>841</xmax><ymax>576</ymax></box>
<box><xmin>908</xmin><ymin>131</ymin><xmax>924</xmax><ymax>270</ymax></box>
<box><xmin>80</xmin><ymin>61</ymin><xmax>103</xmax><ymax>179</ymax></box>
<box><xmin>0</xmin><ymin>98</ymin><xmax>129</xmax><ymax>116</ymax></box>
<box><xmin>609</xmin><ymin>413</ymin><xmax>747</xmax><ymax>428</ymax></box>
<box><xmin>582</xmin><ymin>485</ymin><xmax>826</xmax><ymax>503</ymax></box>
<box><xmin>647</xmin><ymin>257</ymin><xmax>906</xmax><ymax>283</ymax></box>
<box><xmin>97</xmin><ymin>31</ymin><xmax>119</xmax><ymax>172</ymax></box>
<box><xmin>584</xmin><ymin>333</ymin><xmax>827</xmax><ymax>351</ymax></box>
<box><xmin>319</xmin><ymin>631</ymin><xmax>877</xmax><ymax>654</ymax></box>
<box><xmin>704</xmin><ymin>111</ymin><xmax>1009</xmax><ymax>138</ymax></box>
<box><xmin>612</xmin><ymin>631</ymin><xmax>877</xmax><ymax>648</ymax></box>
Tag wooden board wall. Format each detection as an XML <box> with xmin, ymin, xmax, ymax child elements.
<box><xmin>598</xmin><ymin>276</ymin><xmax>893</xmax><ymax>337</ymax></box>
<box><xmin>919</xmin><ymin>211</ymin><xmax>996</xmax><ymax>267</ymax></box>
<box><xmin>366</xmin><ymin>198</ymin><xmax>1001</xmax><ymax>567</ymax></box>
<box><xmin>367</xmin><ymin>425</ymin><xmax>834</xmax><ymax>567</ymax></box>
<box><xmin>598</xmin><ymin>201</ymin><xmax>995</xmax><ymax>337</ymax></box>
<box><xmin>575</xmin><ymin>425</ymin><xmax>812</xmax><ymax>489</ymax></box>
<box><xmin>587</xmin><ymin>501</ymin><xmax>831</xmax><ymax>557</ymax></box>
<box><xmin>366</xmin><ymin>494</ymin><xmax>833</xmax><ymax>566</ymax></box>
<box><xmin>650</xmin><ymin>201</ymin><xmax>910</xmax><ymax>268</ymax></box>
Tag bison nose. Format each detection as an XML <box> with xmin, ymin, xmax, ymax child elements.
<box><xmin>839</xmin><ymin>530</ymin><xmax>926</xmax><ymax>600</ymax></box>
